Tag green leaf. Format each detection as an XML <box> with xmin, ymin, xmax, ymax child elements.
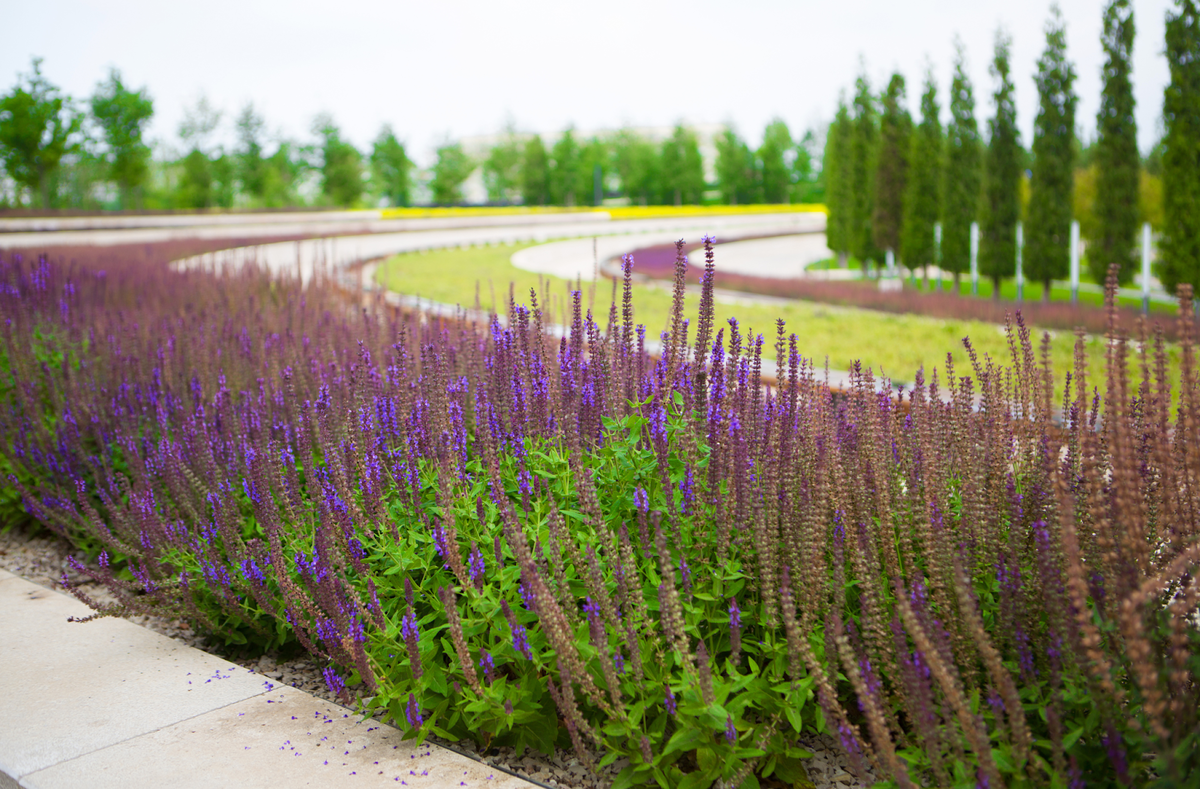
<box><xmin>663</xmin><ymin>726</ymin><xmax>706</xmax><ymax>757</ymax></box>
<box><xmin>676</xmin><ymin>771</ymin><xmax>715</xmax><ymax>789</ymax></box>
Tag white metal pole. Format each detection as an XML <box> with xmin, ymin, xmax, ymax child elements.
<box><xmin>934</xmin><ymin>222</ymin><xmax>943</xmax><ymax>291</ymax></box>
<box><xmin>970</xmin><ymin>221</ymin><xmax>979</xmax><ymax>296</ymax></box>
<box><xmin>1069</xmin><ymin>220</ymin><xmax>1080</xmax><ymax>304</ymax></box>
<box><xmin>1142</xmin><ymin>222</ymin><xmax>1152</xmax><ymax>315</ymax></box>
<box><xmin>1016</xmin><ymin>221</ymin><xmax>1024</xmax><ymax>302</ymax></box>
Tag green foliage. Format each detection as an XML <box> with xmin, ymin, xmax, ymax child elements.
<box><xmin>659</xmin><ymin>125</ymin><xmax>704</xmax><ymax>206</ymax></box>
<box><xmin>1026</xmin><ymin>6</ymin><xmax>1078</xmax><ymax>294</ymax></box>
<box><xmin>315</xmin><ymin>114</ymin><xmax>363</xmax><ymax>208</ymax></box>
<box><xmin>430</xmin><ymin>141</ymin><xmax>473</xmax><ymax>205</ymax></box>
<box><xmin>824</xmin><ymin>101</ymin><xmax>854</xmax><ymax>257</ymax></box>
<box><xmin>520</xmin><ymin>135</ymin><xmax>550</xmax><ymax>206</ymax></box>
<box><xmin>791</xmin><ymin>129</ymin><xmax>823</xmax><ymax>204</ymax></box>
<box><xmin>873</xmin><ymin>73</ymin><xmax>911</xmax><ymax>257</ymax></box>
<box><xmin>757</xmin><ymin>119</ymin><xmax>793</xmax><ymax>204</ymax></box>
<box><xmin>849</xmin><ymin>72</ymin><xmax>879</xmax><ymax>269</ymax></box>
<box><xmin>234</xmin><ymin>104</ymin><xmax>268</xmax><ymax>203</ymax></box>
<box><xmin>902</xmin><ymin>71</ymin><xmax>942</xmax><ymax>277</ymax></box>
<box><xmin>0</xmin><ymin>57</ymin><xmax>81</xmax><ymax>208</ymax></box>
<box><xmin>980</xmin><ymin>29</ymin><xmax>1022</xmax><ymax>292</ymax></box>
<box><xmin>88</xmin><ymin>69</ymin><xmax>153</xmax><ymax>209</ymax></box>
<box><xmin>1159</xmin><ymin>0</ymin><xmax>1200</xmax><ymax>295</ymax></box>
<box><xmin>1093</xmin><ymin>0</ymin><xmax>1140</xmax><ymax>285</ymax></box>
<box><xmin>371</xmin><ymin>125</ymin><xmax>412</xmax><ymax>208</ymax></box>
<box><xmin>482</xmin><ymin>130</ymin><xmax>521</xmax><ymax>204</ymax></box>
<box><xmin>614</xmin><ymin>128</ymin><xmax>661</xmax><ymax>206</ymax></box>
<box><xmin>578</xmin><ymin>137</ymin><xmax>610</xmax><ymax>207</ymax></box>
<box><xmin>941</xmin><ymin>43</ymin><xmax>981</xmax><ymax>281</ymax></box>
<box><xmin>550</xmin><ymin>128</ymin><xmax>581</xmax><ymax>206</ymax></box>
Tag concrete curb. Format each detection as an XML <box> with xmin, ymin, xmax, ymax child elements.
<box><xmin>0</xmin><ymin>569</ymin><xmax>538</xmax><ymax>789</ymax></box>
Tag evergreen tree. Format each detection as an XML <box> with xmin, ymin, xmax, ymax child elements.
<box><xmin>873</xmin><ymin>73</ymin><xmax>911</xmax><ymax>267</ymax></box>
<box><xmin>314</xmin><ymin>114</ymin><xmax>363</xmax><ymax>207</ymax></box>
<box><xmin>234</xmin><ymin>104</ymin><xmax>267</xmax><ymax>203</ymax></box>
<box><xmin>429</xmin><ymin>142</ymin><xmax>473</xmax><ymax>205</ymax></box>
<box><xmin>520</xmin><ymin>135</ymin><xmax>550</xmax><ymax>206</ymax></box>
<box><xmin>1160</xmin><ymin>0</ymin><xmax>1200</xmax><ymax>295</ymax></box>
<box><xmin>715</xmin><ymin>126</ymin><xmax>755</xmax><ymax>205</ymax></box>
<box><xmin>613</xmin><ymin>128</ymin><xmax>660</xmax><ymax>206</ymax></box>
<box><xmin>791</xmin><ymin>129</ymin><xmax>823</xmax><ymax>204</ymax></box>
<box><xmin>175</xmin><ymin>96</ymin><xmax>221</xmax><ymax>209</ymax></box>
<box><xmin>549</xmin><ymin>128</ymin><xmax>580</xmax><ymax>206</ymax></box>
<box><xmin>980</xmin><ymin>30</ymin><xmax>1022</xmax><ymax>297</ymax></box>
<box><xmin>901</xmin><ymin>70</ymin><xmax>942</xmax><ymax>282</ymax></box>
<box><xmin>1026</xmin><ymin>6</ymin><xmax>1078</xmax><ymax>300</ymax></box>
<box><xmin>824</xmin><ymin>100</ymin><xmax>854</xmax><ymax>265</ymax></box>
<box><xmin>849</xmin><ymin>72</ymin><xmax>879</xmax><ymax>272</ymax></box>
<box><xmin>0</xmin><ymin>58</ymin><xmax>82</xmax><ymax>207</ymax></box>
<box><xmin>577</xmin><ymin>137</ymin><xmax>609</xmax><ymax>206</ymax></box>
<box><xmin>758</xmin><ymin>119</ymin><xmax>793</xmax><ymax>203</ymax></box>
<box><xmin>660</xmin><ymin>124</ymin><xmax>704</xmax><ymax>205</ymax></box>
<box><xmin>1092</xmin><ymin>0</ymin><xmax>1139</xmax><ymax>285</ymax></box>
<box><xmin>941</xmin><ymin>42</ymin><xmax>982</xmax><ymax>288</ymax></box>
<box><xmin>89</xmin><ymin>69</ymin><xmax>153</xmax><ymax>209</ymax></box>
<box><xmin>482</xmin><ymin>130</ymin><xmax>521</xmax><ymax>204</ymax></box>
<box><xmin>371</xmin><ymin>125</ymin><xmax>412</xmax><ymax>207</ymax></box>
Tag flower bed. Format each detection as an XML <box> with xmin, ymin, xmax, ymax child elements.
<box><xmin>2</xmin><ymin>241</ymin><xmax>1197</xmax><ymax>788</ymax></box>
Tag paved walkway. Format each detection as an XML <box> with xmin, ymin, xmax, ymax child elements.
<box><xmin>0</xmin><ymin>569</ymin><xmax>536</xmax><ymax>789</ymax></box>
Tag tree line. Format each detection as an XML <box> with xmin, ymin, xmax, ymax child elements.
<box><xmin>0</xmin><ymin>62</ymin><xmax>412</xmax><ymax>212</ymax></box>
<box><xmin>0</xmin><ymin>63</ymin><xmax>825</xmax><ymax>212</ymax></box>
<box><xmin>824</xmin><ymin>0</ymin><xmax>1200</xmax><ymax>297</ymax></box>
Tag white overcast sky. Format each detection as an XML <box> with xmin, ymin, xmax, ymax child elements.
<box><xmin>5</xmin><ymin>0</ymin><xmax>1175</xmax><ymax>165</ymax></box>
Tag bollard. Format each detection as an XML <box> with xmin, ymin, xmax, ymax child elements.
<box><xmin>1142</xmin><ymin>222</ymin><xmax>1152</xmax><ymax>315</ymax></box>
<box><xmin>970</xmin><ymin>222</ymin><xmax>979</xmax><ymax>296</ymax></box>
<box><xmin>1069</xmin><ymin>220</ymin><xmax>1080</xmax><ymax>304</ymax></box>
<box><xmin>1015</xmin><ymin>222</ymin><xmax>1024</xmax><ymax>302</ymax></box>
<box><xmin>934</xmin><ymin>222</ymin><xmax>942</xmax><ymax>291</ymax></box>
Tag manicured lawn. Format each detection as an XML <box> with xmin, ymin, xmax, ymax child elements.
<box><xmin>375</xmin><ymin>243</ymin><xmax>1182</xmax><ymax>391</ymax></box>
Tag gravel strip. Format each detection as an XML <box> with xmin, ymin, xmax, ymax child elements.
<box><xmin>0</xmin><ymin>524</ymin><xmax>874</xmax><ymax>789</ymax></box>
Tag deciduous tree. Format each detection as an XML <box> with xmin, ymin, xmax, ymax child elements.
<box><xmin>371</xmin><ymin>125</ymin><xmax>412</xmax><ymax>207</ymax></box>
<box><xmin>89</xmin><ymin>68</ymin><xmax>153</xmax><ymax>208</ymax></box>
<box><xmin>430</xmin><ymin>141</ymin><xmax>472</xmax><ymax>205</ymax></box>
<box><xmin>520</xmin><ymin>135</ymin><xmax>550</xmax><ymax>206</ymax></box>
<box><xmin>0</xmin><ymin>58</ymin><xmax>81</xmax><ymax>207</ymax></box>
<box><xmin>715</xmin><ymin>126</ymin><xmax>755</xmax><ymax>205</ymax></box>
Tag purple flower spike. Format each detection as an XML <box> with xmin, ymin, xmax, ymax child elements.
<box><xmin>724</xmin><ymin>714</ymin><xmax>737</xmax><ymax>744</ymax></box>
<box><xmin>404</xmin><ymin>693</ymin><xmax>423</xmax><ymax>728</ymax></box>
<box><xmin>664</xmin><ymin>686</ymin><xmax>677</xmax><ymax>716</ymax></box>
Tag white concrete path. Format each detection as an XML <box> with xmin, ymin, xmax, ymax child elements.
<box><xmin>0</xmin><ymin>569</ymin><xmax>536</xmax><ymax>789</ymax></box>
<box><xmin>173</xmin><ymin>212</ymin><xmax>824</xmax><ymax>285</ymax></box>
<box><xmin>508</xmin><ymin>225</ymin><xmax>835</xmax><ymax>284</ymax></box>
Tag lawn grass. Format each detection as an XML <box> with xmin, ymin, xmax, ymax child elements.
<box><xmin>376</xmin><ymin>242</ymin><xmax>1182</xmax><ymax>391</ymax></box>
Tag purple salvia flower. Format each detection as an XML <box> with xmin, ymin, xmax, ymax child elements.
<box><xmin>678</xmin><ymin>466</ymin><xmax>695</xmax><ymax>514</ymax></box>
<box><xmin>468</xmin><ymin>542</ymin><xmax>486</xmax><ymax>592</ymax></box>
<box><xmin>728</xmin><ymin>598</ymin><xmax>742</xmax><ymax>664</ymax></box>
<box><xmin>633</xmin><ymin>487</ymin><xmax>648</xmax><ymax>514</ymax></box>
<box><xmin>479</xmin><ymin>651</ymin><xmax>495</xmax><ymax>684</ymax></box>
<box><xmin>664</xmin><ymin>686</ymin><xmax>677</xmax><ymax>716</ymax></box>
<box><xmin>404</xmin><ymin>693</ymin><xmax>423</xmax><ymax>728</ymax></box>
<box><xmin>323</xmin><ymin>668</ymin><xmax>346</xmax><ymax>698</ymax></box>
<box><xmin>724</xmin><ymin>714</ymin><xmax>737</xmax><ymax>744</ymax></box>
<box><xmin>504</xmin><ymin>699</ymin><xmax>514</xmax><ymax>716</ymax></box>
<box><xmin>613</xmin><ymin>651</ymin><xmax>625</xmax><ymax>674</ymax></box>
<box><xmin>640</xmin><ymin>736</ymin><xmax>653</xmax><ymax>764</ymax></box>
<box><xmin>401</xmin><ymin>613</ymin><xmax>422</xmax><ymax>681</ymax></box>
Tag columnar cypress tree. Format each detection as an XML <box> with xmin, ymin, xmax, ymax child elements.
<box><xmin>980</xmin><ymin>30</ymin><xmax>1022</xmax><ymax>297</ymax></box>
<box><xmin>824</xmin><ymin>101</ymin><xmax>854</xmax><ymax>266</ymax></box>
<box><xmin>849</xmin><ymin>73</ymin><xmax>879</xmax><ymax>273</ymax></box>
<box><xmin>901</xmin><ymin>70</ymin><xmax>942</xmax><ymax>282</ymax></box>
<box><xmin>1026</xmin><ymin>6</ymin><xmax>1078</xmax><ymax>300</ymax></box>
<box><xmin>873</xmin><ymin>73</ymin><xmax>911</xmax><ymax>264</ymax></box>
<box><xmin>1160</xmin><ymin>0</ymin><xmax>1200</xmax><ymax>295</ymax></box>
<box><xmin>1092</xmin><ymin>0</ymin><xmax>1139</xmax><ymax>285</ymax></box>
<box><xmin>942</xmin><ymin>42</ymin><xmax>982</xmax><ymax>289</ymax></box>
